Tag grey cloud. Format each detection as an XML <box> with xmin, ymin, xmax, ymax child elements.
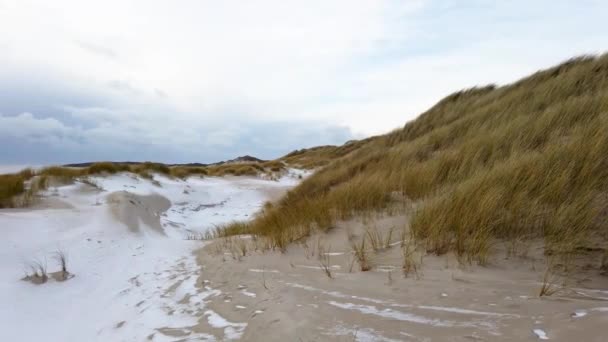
<box><xmin>0</xmin><ymin>108</ymin><xmax>353</xmax><ymax>164</ymax></box>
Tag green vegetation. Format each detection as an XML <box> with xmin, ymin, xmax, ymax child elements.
<box><xmin>224</xmin><ymin>54</ymin><xmax>608</xmax><ymax>264</ymax></box>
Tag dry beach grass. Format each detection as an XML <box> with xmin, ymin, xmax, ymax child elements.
<box><xmin>221</xmin><ymin>54</ymin><xmax>608</xmax><ymax>272</ymax></box>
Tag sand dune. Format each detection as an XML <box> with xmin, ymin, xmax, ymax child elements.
<box><xmin>0</xmin><ymin>170</ymin><xmax>305</xmax><ymax>341</ymax></box>
<box><xmin>1</xmin><ymin>169</ymin><xmax>606</xmax><ymax>341</ymax></box>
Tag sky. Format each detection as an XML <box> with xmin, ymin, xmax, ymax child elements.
<box><xmin>1</xmin><ymin>0</ymin><xmax>607</xmax><ymax>164</ymax></box>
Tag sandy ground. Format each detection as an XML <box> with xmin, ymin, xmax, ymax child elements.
<box><xmin>194</xmin><ymin>215</ymin><xmax>608</xmax><ymax>341</ymax></box>
<box><xmin>0</xmin><ymin>170</ymin><xmax>307</xmax><ymax>341</ymax></box>
<box><xmin>2</xmin><ymin>169</ymin><xmax>606</xmax><ymax>341</ymax></box>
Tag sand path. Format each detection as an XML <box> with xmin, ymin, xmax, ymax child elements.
<box><xmin>193</xmin><ymin>215</ymin><xmax>608</xmax><ymax>341</ymax></box>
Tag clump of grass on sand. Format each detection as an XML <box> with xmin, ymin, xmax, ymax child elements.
<box><xmin>350</xmin><ymin>238</ymin><xmax>371</xmax><ymax>272</ymax></box>
<box><xmin>0</xmin><ymin>174</ymin><xmax>27</xmax><ymax>208</ymax></box>
<box><xmin>222</xmin><ymin>54</ymin><xmax>608</xmax><ymax>269</ymax></box>
<box><xmin>53</xmin><ymin>249</ymin><xmax>71</xmax><ymax>281</ymax></box>
<box><xmin>24</xmin><ymin>259</ymin><xmax>48</xmax><ymax>284</ymax></box>
<box><xmin>0</xmin><ymin>169</ymin><xmax>48</xmax><ymax>208</ymax></box>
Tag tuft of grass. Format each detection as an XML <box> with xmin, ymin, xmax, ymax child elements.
<box><xmin>318</xmin><ymin>243</ymin><xmax>333</xmax><ymax>278</ymax></box>
<box><xmin>365</xmin><ymin>226</ymin><xmax>383</xmax><ymax>252</ymax></box>
<box><xmin>364</xmin><ymin>226</ymin><xmax>394</xmax><ymax>252</ymax></box>
<box><xmin>402</xmin><ymin>238</ymin><xmax>422</xmax><ymax>279</ymax></box>
<box><xmin>539</xmin><ymin>260</ymin><xmax>562</xmax><ymax>297</ymax></box>
<box><xmin>0</xmin><ymin>171</ymin><xmax>47</xmax><ymax>208</ymax></box>
<box><xmin>351</xmin><ymin>237</ymin><xmax>371</xmax><ymax>272</ymax></box>
<box><xmin>53</xmin><ymin>250</ymin><xmax>69</xmax><ymax>281</ymax></box>
<box><xmin>26</xmin><ymin>259</ymin><xmax>48</xmax><ymax>284</ymax></box>
<box><xmin>0</xmin><ymin>174</ymin><xmax>26</xmax><ymax>208</ymax></box>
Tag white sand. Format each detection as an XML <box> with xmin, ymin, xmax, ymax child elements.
<box><xmin>0</xmin><ymin>170</ymin><xmax>305</xmax><ymax>341</ymax></box>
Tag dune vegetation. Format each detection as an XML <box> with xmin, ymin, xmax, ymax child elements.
<box><xmin>279</xmin><ymin>138</ymin><xmax>373</xmax><ymax>169</ymax></box>
<box><xmin>0</xmin><ymin>160</ymin><xmax>285</xmax><ymax>208</ymax></box>
<box><xmin>222</xmin><ymin>54</ymin><xmax>608</xmax><ymax>265</ymax></box>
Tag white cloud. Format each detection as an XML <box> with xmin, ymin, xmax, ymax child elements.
<box><xmin>0</xmin><ymin>0</ymin><xmax>607</xmax><ymax>162</ymax></box>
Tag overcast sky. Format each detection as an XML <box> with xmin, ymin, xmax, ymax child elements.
<box><xmin>1</xmin><ymin>0</ymin><xmax>607</xmax><ymax>164</ymax></box>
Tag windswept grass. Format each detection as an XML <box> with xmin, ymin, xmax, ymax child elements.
<box><xmin>169</xmin><ymin>166</ymin><xmax>208</xmax><ymax>179</ymax></box>
<box><xmin>261</xmin><ymin>160</ymin><xmax>286</xmax><ymax>172</ymax></box>
<box><xmin>130</xmin><ymin>162</ymin><xmax>170</xmax><ymax>176</ymax></box>
<box><xmin>0</xmin><ymin>170</ymin><xmax>47</xmax><ymax>208</ymax></box>
<box><xmin>38</xmin><ymin>166</ymin><xmax>86</xmax><ymax>184</ymax></box>
<box><xmin>206</xmin><ymin>163</ymin><xmax>265</xmax><ymax>177</ymax></box>
<box><xmin>223</xmin><ymin>54</ymin><xmax>608</xmax><ymax>264</ymax></box>
<box><xmin>0</xmin><ymin>174</ymin><xmax>26</xmax><ymax>207</ymax></box>
<box><xmin>87</xmin><ymin>162</ymin><xmax>130</xmax><ymax>174</ymax></box>
<box><xmin>280</xmin><ymin>138</ymin><xmax>372</xmax><ymax>169</ymax></box>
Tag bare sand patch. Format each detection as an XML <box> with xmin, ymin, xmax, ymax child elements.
<box><xmin>194</xmin><ymin>215</ymin><xmax>608</xmax><ymax>341</ymax></box>
<box><xmin>107</xmin><ymin>191</ymin><xmax>171</xmax><ymax>234</ymax></box>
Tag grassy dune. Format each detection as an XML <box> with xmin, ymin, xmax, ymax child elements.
<box><xmin>225</xmin><ymin>54</ymin><xmax>608</xmax><ymax>263</ymax></box>
<box><xmin>279</xmin><ymin>138</ymin><xmax>373</xmax><ymax>169</ymax></box>
<box><xmin>0</xmin><ymin>160</ymin><xmax>283</xmax><ymax>208</ymax></box>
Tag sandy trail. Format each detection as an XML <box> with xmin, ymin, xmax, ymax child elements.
<box><xmin>194</xmin><ymin>215</ymin><xmax>608</xmax><ymax>341</ymax></box>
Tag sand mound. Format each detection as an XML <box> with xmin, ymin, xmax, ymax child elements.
<box><xmin>107</xmin><ymin>191</ymin><xmax>171</xmax><ymax>235</ymax></box>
